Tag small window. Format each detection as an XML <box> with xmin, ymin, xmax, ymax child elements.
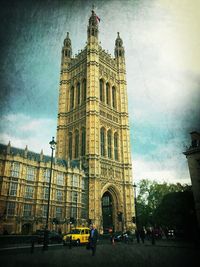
<box><xmin>72</xmin><ymin>175</ymin><xmax>79</xmax><ymax>187</ymax></box>
<box><xmin>23</xmin><ymin>204</ymin><xmax>32</xmax><ymax>217</ymax></box>
<box><xmin>7</xmin><ymin>202</ymin><xmax>15</xmax><ymax>216</ymax></box>
<box><xmin>11</xmin><ymin>162</ymin><xmax>20</xmax><ymax>177</ymax></box>
<box><xmin>25</xmin><ymin>186</ymin><xmax>34</xmax><ymax>199</ymax></box>
<box><xmin>81</xmin><ymin>128</ymin><xmax>86</xmax><ymax>156</ymax></box>
<box><xmin>112</xmin><ymin>86</ymin><xmax>116</xmax><ymax>109</ymax></box>
<box><xmin>70</xmin><ymin>86</ymin><xmax>74</xmax><ymax>109</ymax></box>
<box><xmin>99</xmin><ymin>79</ymin><xmax>104</xmax><ymax>102</ymax></box>
<box><xmin>75</xmin><ymin>130</ymin><xmax>79</xmax><ymax>158</ymax></box>
<box><xmin>9</xmin><ymin>183</ymin><xmax>18</xmax><ymax>196</ymax></box>
<box><xmin>69</xmin><ymin>132</ymin><xmax>72</xmax><ymax>159</ymax></box>
<box><xmin>42</xmin><ymin>205</ymin><xmax>47</xmax><ymax>217</ymax></box>
<box><xmin>44</xmin><ymin>169</ymin><xmax>50</xmax><ymax>182</ymax></box>
<box><xmin>77</xmin><ymin>82</ymin><xmax>81</xmax><ymax>105</ymax></box>
<box><xmin>72</xmin><ymin>191</ymin><xmax>78</xmax><ymax>202</ymax></box>
<box><xmin>57</xmin><ymin>173</ymin><xmax>64</xmax><ymax>185</ymax></box>
<box><xmin>106</xmin><ymin>83</ymin><xmax>110</xmax><ymax>105</ymax></box>
<box><xmin>26</xmin><ymin>167</ymin><xmax>35</xmax><ymax>181</ymax></box>
<box><xmin>56</xmin><ymin>190</ymin><xmax>63</xmax><ymax>201</ymax></box>
<box><xmin>107</xmin><ymin>130</ymin><xmax>112</xmax><ymax>159</ymax></box>
<box><xmin>56</xmin><ymin>207</ymin><xmax>62</xmax><ymax>219</ymax></box>
<box><xmin>43</xmin><ymin>187</ymin><xmax>49</xmax><ymax>200</ymax></box>
<box><xmin>82</xmin><ymin>79</ymin><xmax>86</xmax><ymax>102</ymax></box>
<box><xmin>114</xmin><ymin>132</ymin><xmax>118</xmax><ymax>161</ymax></box>
<box><xmin>100</xmin><ymin>128</ymin><xmax>105</xmax><ymax>157</ymax></box>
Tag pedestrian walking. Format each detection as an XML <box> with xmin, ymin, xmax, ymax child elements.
<box><xmin>88</xmin><ymin>224</ymin><xmax>98</xmax><ymax>256</ymax></box>
<box><xmin>139</xmin><ymin>228</ymin><xmax>145</xmax><ymax>244</ymax></box>
<box><xmin>151</xmin><ymin>228</ymin><xmax>156</xmax><ymax>245</ymax></box>
<box><xmin>110</xmin><ymin>233</ymin><xmax>115</xmax><ymax>245</ymax></box>
<box><xmin>135</xmin><ymin>229</ymin><xmax>140</xmax><ymax>243</ymax></box>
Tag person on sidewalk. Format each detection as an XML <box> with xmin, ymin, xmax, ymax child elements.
<box><xmin>139</xmin><ymin>228</ymin><xmax>145</xmax><ymax>244</ymax></box>
<box><xmin>89</xmin><ymin>224</ymin><xmax>98</xmax><ymax>256</ymax></box>
<box><xmin>151</xmin><ymin>228</ymin><xmax>156</xmax><ymax>245</ymax></box>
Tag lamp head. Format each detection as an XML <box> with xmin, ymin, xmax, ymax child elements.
<box><xmin>49</xmin><ymin>137</ymin><xmax>57</xmax><ymax>150</ymax></box>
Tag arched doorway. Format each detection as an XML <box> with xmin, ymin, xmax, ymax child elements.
<box><xmin>102</xmin><ymin>192</ymin><xmax>113</xmax><ymax>233</ymax></box>
<box><xmin>21</xmin><ymin>223</ymin><xmax>32</xmax><ymax>235</ymax></box>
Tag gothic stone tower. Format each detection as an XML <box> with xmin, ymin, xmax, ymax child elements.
<box><xmin>56</xmin><ymin>10</ymin><xmax>135</xmax><ymax>232</ymax></box>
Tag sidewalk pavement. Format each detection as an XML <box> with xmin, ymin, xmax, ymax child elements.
<box><xmin>0</xmin><ymin>240</ymin><xmax>199</xmax><ymax>267</ymax></box>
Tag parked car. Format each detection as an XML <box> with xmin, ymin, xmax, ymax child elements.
<box><xmin>113</xmin><ymin>231</ymin><xmax>132</xmax><ymax>242</ymax></box>
<box><xmin>63</xmin><ymin>227</ymin><xmax>90</xmax><ymax>246</ymax></box>
<box><xmin>35</xmin><ymin>230</ymin><xmax>62</xmax><ymax>244</ymax></box>
<box><xmin>112</xmin><ymin>231</ymin><xmax>123</xmax><ymax>242</ymax></box>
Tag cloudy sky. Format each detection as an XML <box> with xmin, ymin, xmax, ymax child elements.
<box><xmin>0</xmin><ymin>0</ymin><xmax>199</xmax><ymax>184</ymax></box>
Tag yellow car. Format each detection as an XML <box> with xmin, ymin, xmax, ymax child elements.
<box><xmin>63</xmin><ymin>227</ymin><xmax>90</xmax><ymax>246</ymax></box>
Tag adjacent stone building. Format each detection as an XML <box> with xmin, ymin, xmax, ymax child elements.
<box><xmin>184</xmin><ymin>131</ymin><xmax>200</xmax><ymax>228</ymax></box>
<box><xmin>0</xmin><ymin>143</ymin><xmax>87</xmax><ymax>234</ymax></box>
<box><xmin>0</xmin><ymin>10</ymin><xmax>135</xmax><ymax>234</ymax></box>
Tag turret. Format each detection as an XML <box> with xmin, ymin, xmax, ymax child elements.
<box><xmin>114</xmin><ymin>32</ymin><xmax>125</xmax><ymax>58</ymax></box>
<box><xmin>87</xmin><ymin>10</ymin><xmax>99</xmax><ymax>43</ymax></box>
<box><xmin>62</xmin><ymin>32</ymin><xmax>72</xmax><ymax>63</ymax></box>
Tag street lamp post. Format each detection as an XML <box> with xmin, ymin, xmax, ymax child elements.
<box><xmin>43</xmin><ymin>137</ymin><xmax>57</xmax><ymax>250</ymax></box>
<box><xmin>133</xmin><ymin>183</ymin><xmax>137</xmax><ymax>230</ymax></box>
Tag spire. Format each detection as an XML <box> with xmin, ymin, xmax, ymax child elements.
<box><xmin>62</xmin><ymin>32</ymin><xmax>72</xmax><ymax>59</ymax></box>
<box><xmin>40</xmin><ymin>149</ymin><xmax>43</xmax><ymax>161</ymax></box>
<box><xmin>87</xmin><ymin>10</ymin><xmax>99</xmax><ymax>40</ymax></box>
<box><xmin>24</xmin><ymin>145</ymin><xmax>28</xmax><ymax>158</ymax></box>
<box><xmin>7</xmin><ymin>141</ymin><xmax>11</xmax><ymax>154</ymax></box>
<box><xmin>115</xmin><ymin>32</ymin><xmax>125</xmax><ymax>58</ymax></box>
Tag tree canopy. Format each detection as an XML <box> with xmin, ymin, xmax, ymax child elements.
<box><xmin>135</xmin><ymin>179</ymin><xmax>195</xmax><ymax>233</ymax></box>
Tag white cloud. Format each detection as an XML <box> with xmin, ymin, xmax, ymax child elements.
<box><xmin>131</xmin><ymin>133</ymin><xmax>192</xmax><ymax>185</ymax></box>
<box><xmin>132</xmin><ymin>156</ymin><xmax>191</xmax><ymax>185</ymax></box>
<box><xmin>0</xmin><ymin>113</ymin><xmax>57</xmax><ymax>155</ymax></box>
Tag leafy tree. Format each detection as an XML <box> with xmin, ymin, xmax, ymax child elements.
<box><xmin>136</xmin><ymin>179</ymin><xmax>190</xmax><ymax>228</ymax></box>
<box><xmin>154</xmin><ymin>189</ymin><xmax>198</xmax><ymax>238</ymax></box>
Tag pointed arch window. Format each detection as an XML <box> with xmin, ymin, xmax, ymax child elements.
<box><xmin>112</xmin><ymin>86</ymin><xmax>116</xmax><ymax>109</ymax></box>
<box><xmin>99</xmin><ymin>79</ymin><xmax>104</xmax><ymax>102</ymax></box>
<box><xmin>75</xmin><ymin>130</ymin><xmax>79</xmax><ymax>158</ymax></box>
<box><xmin>70</xmin><ymin>86</ymin><xmax>74</xmax><ymax>109</ymax></box>
<box><xmin>68</xmin><ymin>132</ymin><xmax>72</xmax><ymax>159</ymax></box>
<box><xmin>106</xmin><ymin>83</ymin><xmax>110</xmax><ymax>105</ymax></box>
<box><xmin>82</xmin><ymin>79</ymin><xmax>86</xmax><ymax>102</ymax></box>
<box><xmin>81</xmin><ymin>127</ymin><xmax>86</xmax><ymax>156</ymax></box>
<box><xmin>100</xmin><ymin>128</ymin><xmax>105</xmax><ymax>157</ymax></box>
<box><xmin>107</xmin><ymin>130</ymin><xmax>112</xmax><ymax>159</ymax></box>
<box><xmin>77</xmin><ymin>82</ymin><xmax>81</xmax><ymax>105</ymax></box>
<box><xmin>114</xmin><ymin>132</ymin><xmax>118</xmax><ymax>161</ymax></box>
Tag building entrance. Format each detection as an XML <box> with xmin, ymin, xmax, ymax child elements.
<box><xmin>102</xmin><ymin>192</ymin><xmax>113</xmax><ymax>233</ymax></box>
<box><xmin>21</xmin><ymin>223</ymin><xmax>32</xmax><ymax>235</ymax></box>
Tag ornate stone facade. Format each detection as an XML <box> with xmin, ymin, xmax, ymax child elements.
<box><xmin>56</xmin><ymin>10</ymin><xmax>135</xmax><ymax>233</ymax></box>
<box><xmin>0</xmin><ymin>10</ymin><xmax>135</xmax><ymax>234</ymax></box>
<box><xmin>0</xmin><ymin>143</ymin><xmax>87</xmax><ymax>234</ymax></box>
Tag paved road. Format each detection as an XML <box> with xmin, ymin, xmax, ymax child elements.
<box><xmin>0</xmin><ymin>240</ymin><xmax>199</xmax><ymax>267</ymax></box>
